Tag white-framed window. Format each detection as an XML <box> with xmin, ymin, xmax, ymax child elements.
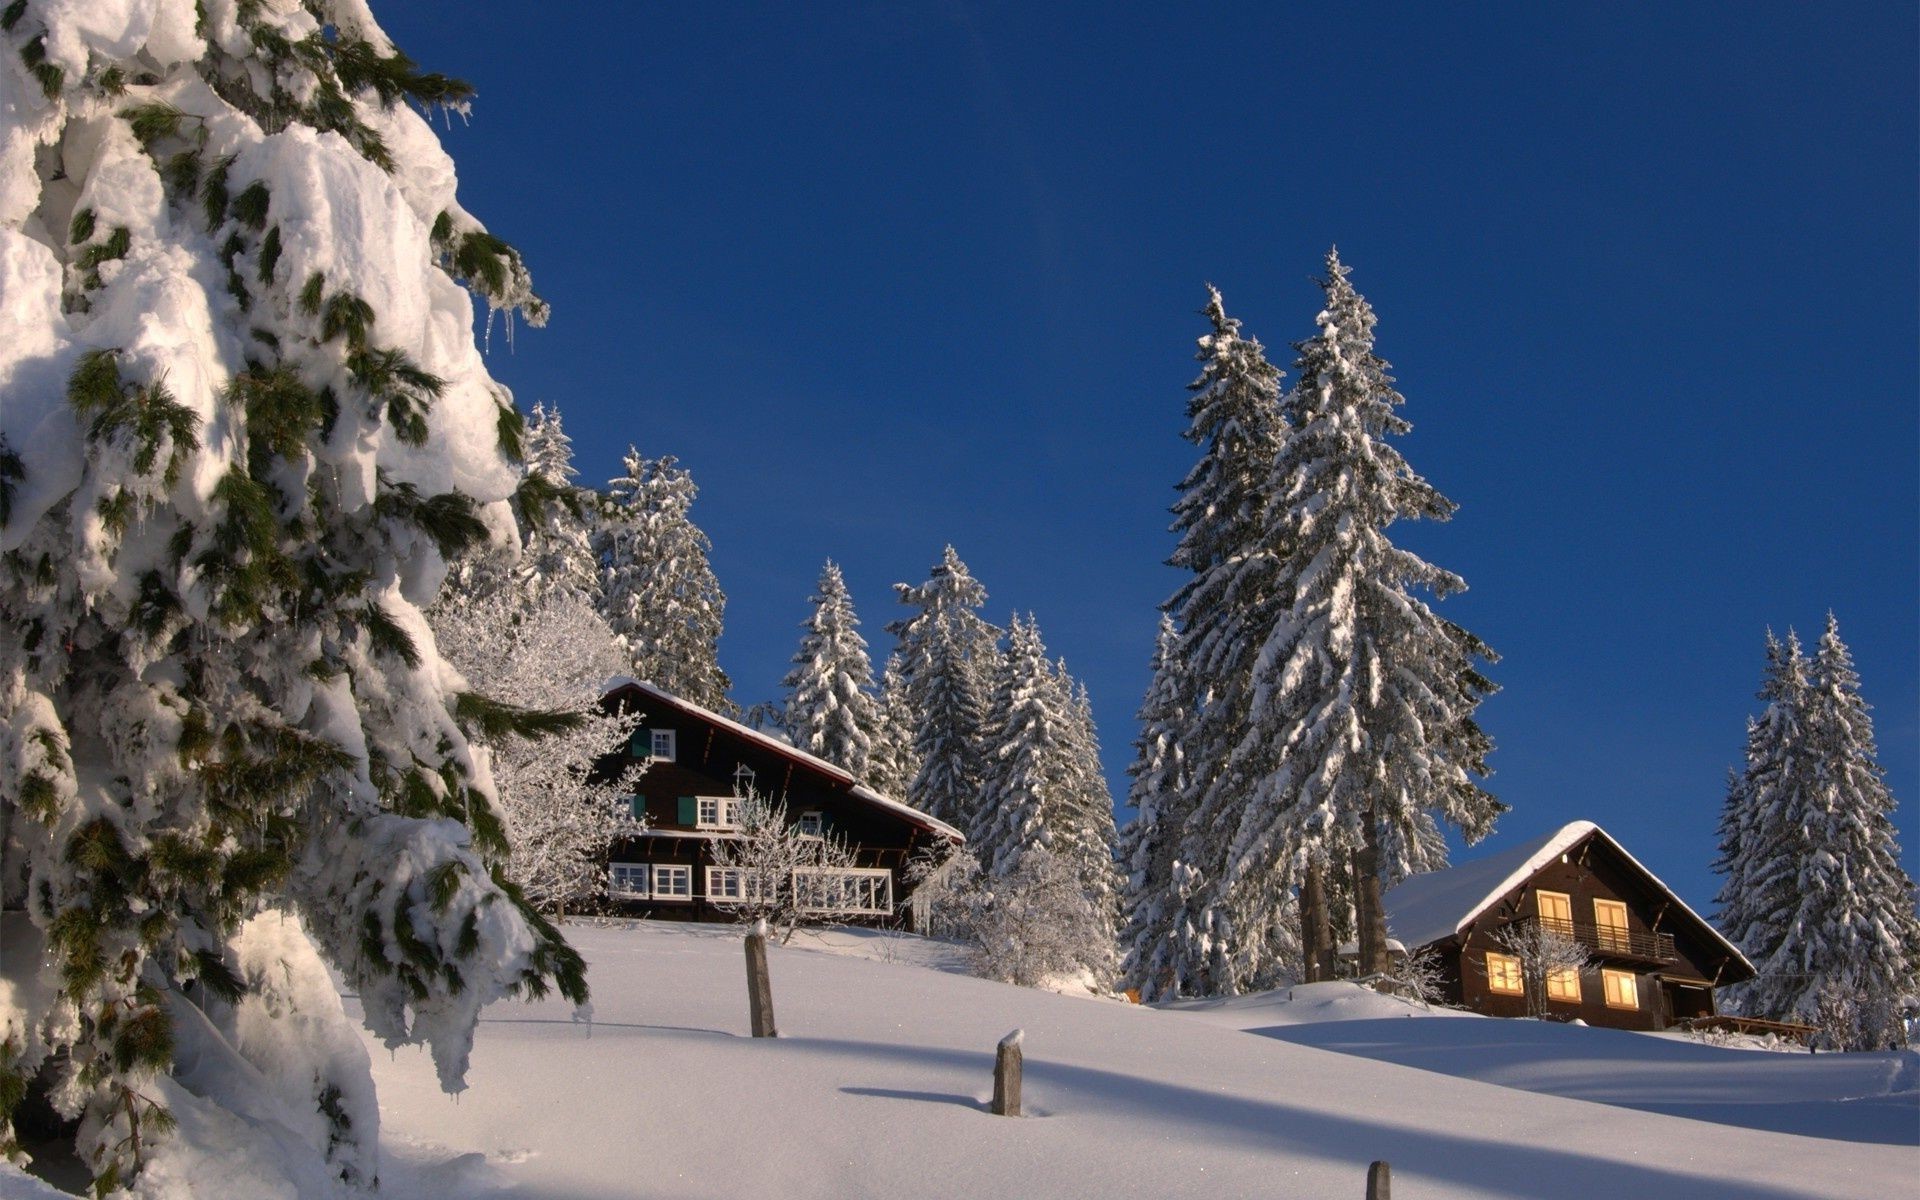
<box><xmin>1485</xmin><ymin>951</ymin><xmax>1524</xmax><ymax>996</ymax></box>
<box><xmin>793</xmin><ymin>867</ymin><xmax>893</xmax><ymax>915</ymax></box>
<box><xmin>608</xmin><ymin>862</ymin><xmax>650</xmax><ymax>898</ymax></box>
<box><xmin>1602</xmin><ymin>968</ymin><xmax>1638</xmax><ymax>1009</ymax></box>
<box><xmin>649</xmin><ymin>729</ymin><xmax>678</xmax><ymax>762</ymax></box>
<box><xmin>695</xmin><ymin>795</ymin><xmax>742</xmax><ymax>830</ymax></box>
<box><xmin>705</xmin><ymin>867</ymin><xmax>773</xmax><ymax>904</ymax></box>
<box><xmin>652</xmin><ymin>864</ymin><xmax>692</xmax><ymax>899</ymax></box>
<box><xmin>796</xmin><ymin>811</ymin><xmax>823</xmax><ymax>837</ymax></box>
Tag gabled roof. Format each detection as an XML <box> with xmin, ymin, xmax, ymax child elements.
<box><xmin>1382</xmin><ymin>820</ymin><xmax>1753</xmax><ymax>974</ymax></box>
<box><xmin>603</xmin><ymin>677</ymin><xmax>964</xmax><ymax>843</ymax></box>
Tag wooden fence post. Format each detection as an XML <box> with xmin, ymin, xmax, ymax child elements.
<box><xmin>991</xmin><ymin>1028</ymin><xmax>1023</xmax><ymax>1116</ymax></box>
<box><xmin>745</xmin><ymin>919</ymin><xmax>777</xmax><ymax>1038</ymax></box>
<box><xmin>1366</xmin><ymin>1160</ymin><xmax>1391</xmax><ymax>1200</ymax></box>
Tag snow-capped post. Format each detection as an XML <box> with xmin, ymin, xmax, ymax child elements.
<box><xmin>991</xmin><ymin>1028</ymin><xmax>1024</xmax><ymax>1116</ymax></box>
<box><xmin>746</xmin><ymin>918</ymin><xmax>778</xmax><ymax>1037</ymax></box>
<box><xmin>1367</xmin><ymin>1160</ymin><xmax>1392</xmax><ymax>1199</ymax></box>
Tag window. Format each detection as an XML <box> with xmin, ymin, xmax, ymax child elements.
<box><xmin>1602</xmin><ymin>968</ymin><xmax>1638</xmax><ymax>1009</ymax></box>
<box><xmin>695</xmin><ymin>796</ymin><xmax>741</xmax><ymax>830</ymax></box>
<box><xmin>649</xmin><ymin>729</ymin><xmax>678</xmax><ymax>761</ymax></box>
<box><xmin>1536</xmin><ymin>889</ymin><xmax>1573</xmax><ymax>935</ymax></box>
<box><xmin>796</xmin><ymin>811</ymin><xmax>823</xmax><ymax>837</ymax></box>
<box><xmin>1593</xmin><ymin>899</ymin><xmax>1630</xmax><ymax>953</ymax></box>
<box><xmin>793</xmin><ymin>867</ymin><xmax>893</xmax><ymax>915</ymax></box>
<box><xmin>706</xmin><ymin>867</ymin><xmax>772</xmax><ymax>905</ymax></box>
<box><xmin>652</xmin><ymin>864</ymin><xmax>692</xmax><ymax>898</ymax></box>
<box><xmin>1485</xmin><ymin>952</ymin><xmax>1524</xmax><ymax>996</ymax></box>
<box><xmin>1546</xmin><ymin>966</ymin><xmax>1582</xmax><ymax>1003</ymax></box>
<box><xmin>608</xmin><ymin>862</ymin><xmax>650</xmax><ymax>898</ymax></box>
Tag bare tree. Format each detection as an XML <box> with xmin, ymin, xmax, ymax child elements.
<box><xmin>707</xmin><ymin>794</ymin><xmax>863</xmax><ymax>942</ymax></box>
<box><xmin>1490</xmin><ymin>920</ymin><xmax>1594</xmax><ymax>1018</ymax></box>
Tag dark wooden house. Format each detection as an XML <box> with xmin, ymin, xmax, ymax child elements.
<box><xmin>1382</xmin><ymin>821</ymin><xmax>1754</xmax><ymax>1031</ymax></box>
<box><xmin>595</xmin><ymin>679</ymin><xmax>963</xmax><ymax>929</ymax></box>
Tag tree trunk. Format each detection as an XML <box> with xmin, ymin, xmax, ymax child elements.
<box><xmin>1301</xmin><ymin>858</ymin><xmax>1333</xmax><ymax>983</ymax></box>
<box><xmin>1353</xmin><ymin>813</ymin><xmax>1389</xmax><ymax>978</ymax></box>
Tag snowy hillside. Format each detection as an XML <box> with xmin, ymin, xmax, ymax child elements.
<box><xmin>336</xmin><ymin>922</ymin><xmax>1912</xmax><ymax>1199</ymax></box>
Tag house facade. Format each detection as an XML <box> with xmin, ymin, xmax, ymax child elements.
<box><xmin>594</xmin><ymin>679</ymin><xmax>963</xmax><ymax>929</ymax></box>
<box><xmin>1382</xmin><ymin>821</ymin><xmax>1755</xmax><ymax>1031</ymax></box>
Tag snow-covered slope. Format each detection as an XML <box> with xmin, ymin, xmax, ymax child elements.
<box><xmin>358</xmin><ymin>922</ymin><xmax>1915</xmax><ymax>1200</ymax></box>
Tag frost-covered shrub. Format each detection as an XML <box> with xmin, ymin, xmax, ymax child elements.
<box><xmin>706</xmin><ymin>795</ymin><xmax>860</xmax><ymax>944</ymax></box>
<box><xmin>0</xmin><ymin>1</ymin><xmax>585</xmax><ymax>1191</ymax></box>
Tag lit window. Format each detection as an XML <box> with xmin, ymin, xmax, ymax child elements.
<box><xmin>650</xmin><ymin>729</ymin><xmax>678</xmax><ymax>761</ymax></box>
<box><xmin>696</xmin><ymin>796</ymin><xmax>741</xmax><ymax>830</ymax></box>
<box><xmin>652</xmin><ymin>864</ymin><xmax>692</xmax><ymax>898</ymax></box>
<box><xmin>1536</xmin><ymin>890</ymin><xmax>1573</xmax><ymax>934</ymax></box>
<box><xmin>1486</xmin><ymin>952</ymin><xmax>1524</xmax><ymax>995</ymax></box>
<box><xmin>608</xmin><ymin>863</ymin><xmax>650</xmax><ymax>898</ymax></box>
<box><xmin>1546</xmin><ymin>966</ymin><xmax>1582</xmax><ymax>1002</ymax></box>
<box><xmin>1594</xmin><ymin>899</ymin><xmax>1630</xmax><ymax>953</ymax></box>
<box><xmin>797</xmin><ymin>811</ymin><xmax>823</xmax><ymax>837</ymax></box>
<box><xmin>1602</xmin><ymin>968</ymin><xmax>1638</xmax><ymax>1009</ymax></box>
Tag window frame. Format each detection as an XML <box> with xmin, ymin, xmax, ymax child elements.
<box><xmin>1601</xmin><ymin>967</ymin><xmax>1639</xmax><ymax>1009</ymax></box>
<box><xmin>1482</xmin><ymin>951</ymin><xmax>1523</xmax><ymax>996</ymax></box>
<box><xmin>1593</xmin><ymin>898</ymin><xmax>1630</xmax><ymax>953</ymax></box>
<box><xmin>608</xmin><ymin>862</ymin><xmax>650</xmax><ymax>898</ymax></box>
<box><xmin>796</xmin><ymin>811</ymin><xmax>824</xmax><ymax>838</ymax></box>
<box><xmin>1535</xmin><ymin>889</ymin><xmax>1574</xmax><ymax>932</ymax></box>
<box><xmin>651</xmin><ymin>863</ymin><xmax>692</xmax><ymax>899</ymax></box>
<box><xmin>1546</xmin><ymin>965</ymin><xmax>1582</xmax><ymax>1003</ymax></box>
<box><xmin>695</xmin><ymin>795</ymin><xmax>742</xmax><ymax>831</ymax></box>
<box><xmin>649</xmin><ymin>728</ymin><xmax>677</xmax><ymax>762</ymax></box>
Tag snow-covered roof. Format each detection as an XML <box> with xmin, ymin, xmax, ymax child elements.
<box><xmin>603</xmin><ymin>677</ymin><xmax>965</xmax><ymax>843</ymax></box>
<box><xmin>1382</xmin><ymin>820</ymin><xmax>1752</xmax><ymax>973</ymax></box>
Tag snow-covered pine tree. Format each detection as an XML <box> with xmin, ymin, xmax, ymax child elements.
<box><xmin>1118</xmin><ymin>614</ymin><xmax>1195</xmax><ymax>999</ymax></box>
<box><xmin>0</xmin><ymin>3</ymin><xmax>584</xmax><ymax>1189</ymax></box>
<box><xmin>596</xmin><ymin>447</ymin><xmax>733</xmax><ymax>713</ymax></box>
<box><xmin>1142</xmin><ymin>286</ymin><xmax>1289</xmax><ymax>995</ymax></box>
<box><xmin>780</xmin><ymin>560</ymin><xmax>881</xmax><ymax>776</ymax></box>
<box><xmin>1058</xmin><ymin>667</ymin><xmax>1122</xmax><ymax>979</ymax></box>
<box><xmin>512</xmin><ymin>401</ymin><xmax>599</xmax><ymax>604</ymax></box>
<box><xmin>429</xmin><ymin>588</ymin><xmax>644</xmax><ymax>915</ymax></box>
<box><xmin>865</xmin><ymin>653</ymin><xmax>921</xmax><ymax>800</ymax></box>
<box><xmin>1201</xmin><ymin>250</ymin><xmax>1500</xmax><ymax>990</ymax></box>
<box><xmin>1714</xmin><ymin>628</ymin><xmax>1810</xmax><ymax>1010</ymax></box>
<box><xmin>1721</xmin><ymin>620</ymin><xmax>1920</xmax><ymax>1046</ymax></box>
<box><xmin>888</xmin><ymin>547</ymin><xmax>1000</xmax><ymax>836</ymax></box>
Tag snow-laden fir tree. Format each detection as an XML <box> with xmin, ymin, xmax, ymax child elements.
<box><xmin>888</xmin><ymin>547</ymin><xmax>1000</xmax><ymax>837</ymax></box>
<box><xmin>1196</xmin><ymin>250</ymin><xmax>1500</xmax><ymax>991</ymax></box>
<box><xmin>0</xmin><ymin>2</ymin><xmax>586</xmax><ymax>1190</ymax></box>
<box><xmin>1059</xmin><ymin>668</ymin><xmax>1122</xmax><ymax>977</ymax></box>
<box><xmin>1714</xmin><ymin>629</ymin><xmax>1810</xmax><ymax>997</ymax></box>
<box><xmin>596</xmin><ymin>447</ymin><xmax>733</xmax><ymax>713</ymax></box>
<box><xmin>864</xmin><ymin>653</ymin><xmax>921</xmax><ymax>800</ymax></box>
<box><xmin>442</xmin><ymin>399</ymin><xmax>598</xmax><ymax>609</ymax></box>
<box><xmin>780</xmin><ymin>561</ymin><xmax>882</xmax><ymax>776</ymax></box>
<box><xmin>1719</xmin><ymin>619</ymin><xmax>1920</xmax><ymax>1047</ymax></box>
<box><xmin>1118</xmin><ymin>615</ymin><xmax>1195</xmax><ymax>1000</ymax></box>
<box><xmin>429</xmin><ymin>589</ymin><xmax>644</xmax><ymax>915</ymax></box>
<box><xmin>1131</xmin><ymin>285</ymin><xmax>1289</xmax><ymax>996</ymax></box>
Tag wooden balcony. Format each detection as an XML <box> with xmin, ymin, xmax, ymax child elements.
<box><xmin>1508</xmin><ymin>914</ymin><xmax>1676</xmax><ymax>965</ymax></box>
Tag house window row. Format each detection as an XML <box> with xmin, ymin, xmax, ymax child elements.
<box><xmin>1483</xmin><ymin>951</ymin><xmax>1639</xmax><ymax>1010</ymax></box>
<box><xmin>609</xmin><ymin>862</ymin><xmax>892</xmax><ymax>914</ymax></box>
<box><xmin>1535</xmin><ymin>889</ymin><xmax>1634</xmax><ymax>952</ymax></box>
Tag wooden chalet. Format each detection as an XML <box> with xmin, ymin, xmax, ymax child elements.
<box><xmin>594</xmin><ymin>679</ymin><xmax>963</xmax><ymax>930</ymax></box>
<box><xmin>1382</xmin><ymin>821</ymin><xmax>1755</xmax><ymax>1031</ymax></box>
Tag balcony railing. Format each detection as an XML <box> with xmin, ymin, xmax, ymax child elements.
<box><xmin>1506</xmin><ymin>914</ymin><xmax>1676</xmax><ymax>964</ymax></box>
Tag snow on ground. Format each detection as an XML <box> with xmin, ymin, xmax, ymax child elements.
<box><xmin>356</xmin><ymin>922</ymin><xmax>1915</xmax><ymax>1200</ymax></box>
<box><xmin>1167</xmin><ymin>983</ymin><xmax>1919</xmax><ymax>1146</ymax></box>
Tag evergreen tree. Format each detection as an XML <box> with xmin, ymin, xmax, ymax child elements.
<box><xmin>866</xmin><ymin>654</ymin><xmax>921</xmax><ymax>800</ymax></box>
<box><xmin>1144</xmin><ymin>285</ymin><xmax>1290</xmax><ymax>995</ymax></box>
<box><xmin>888</xmin><ymin>547</ymin><xmax>1000</xmax><ymax>836</ymax></box>
<box><xmin>1720</xmin><ymin>620</ymin><xmax>1920</xmax><ymax>1046</ymax></box>
<box><xmin>1198</xmin><ymin>250</ymin><xmax>1500</xmax><ymax>992</ymax></box>
<box><xmin>0</xmin><ymin>3</ymin><xmax>582</xmax><ymax>1187</ymax></box>
<box><xmin>1119</xmin><ymin>615</ymin><xmax>1196</xmax><ymax>999</ymax></box>
<box><xmin>975</xmin><ymin>616</ymin><xmax>1117</xmax><ymax>983</ymax></box>
<box><xmin>596</xmin><ymin>448</ymin><xmax>733</xmax><ymax>713</ymax></box>
<box><xmin>513</xmin><ymin>401</ymin><xmax>600</xmax><ymax>603</ymax></box>
<box><xmin>781</xmin><ymin>561</ymin><xmax>882</xmax><ymax>775</ymax></box>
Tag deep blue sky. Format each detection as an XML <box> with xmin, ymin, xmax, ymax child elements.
<box><xmin>384</xmin><ymin>3</ymin><xmax>1918</xmax><ymax>917</ymax></box>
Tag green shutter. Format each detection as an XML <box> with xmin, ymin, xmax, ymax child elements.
<box><xmin>628</xmin><ymin>729</ymin><xmax>648</xmax><ymax>758</ymax></box>
<box><xmin>630</xmin><ymin>795</ymin><xmax>645</xmax><ymax>820</ymax></box>
<box><xmin>677</xmin><ymin>796</ymin><xmax>697</xmax><ymax>826</ymax></box>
